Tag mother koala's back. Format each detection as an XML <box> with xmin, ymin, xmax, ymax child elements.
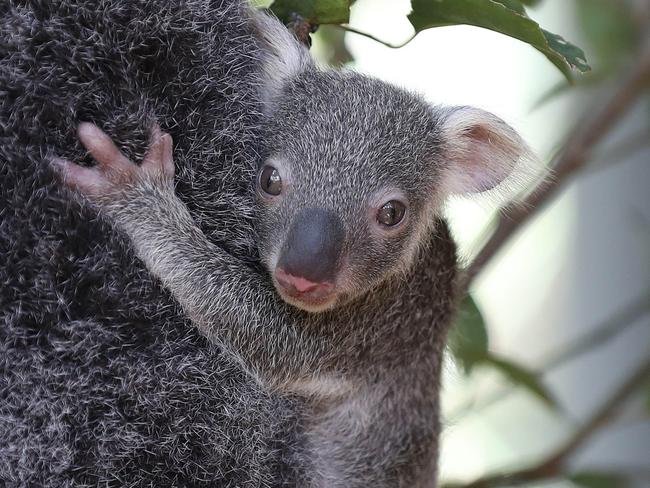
<box><xmin>0</xmin><ymin>0</ymin><xmax>299</xmax><ymax>486</ymax></box>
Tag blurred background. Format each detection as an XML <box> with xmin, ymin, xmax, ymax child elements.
<box><xmin>307</xmin><ymin>0</ymin><xmax>650</xmax><ymax>486</ymax></box>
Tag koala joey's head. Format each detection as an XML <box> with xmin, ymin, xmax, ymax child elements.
<box><xmin>250</xmin><ymin>9</ymin><xmax>535</xmax><ymax>313</ymax></box>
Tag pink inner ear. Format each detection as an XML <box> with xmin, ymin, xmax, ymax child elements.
<box><xmin>441</xmin><ymin>106</ymin><xmax>530</xmax><ymax>195</ymax></box>
<box><xmin>464</xmin><ymin>125</ymin><xmax>491</xmax><ymax>144</ymax></box>
<box><xmin>462</xmin><ymin>125</ymin><xmax>504</xmax><ymax>192</ymax></box>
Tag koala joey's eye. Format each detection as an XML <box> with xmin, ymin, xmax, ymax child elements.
<box><xmin>258</xmin><ymin>165</ymin><xmax>282</xmax><ymax>196</ymax></box>
<box><xmin>377</xmin><ymin>200</ymin><xmax>406</xmax><ymax>227</ymax></box>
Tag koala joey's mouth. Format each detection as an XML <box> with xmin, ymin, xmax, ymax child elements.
<box><xmin>273</xmin><ymin>268</ymin><xmax>338</xmax><ymax>313</ymax></box>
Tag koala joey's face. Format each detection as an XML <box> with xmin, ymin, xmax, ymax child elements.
<box><xmin>249</xmin><ymin>11</ymin><xmax>533</xmax><ymax>312</ymax></box>
<box><xmin>254</xmin><ymin>70</ymin><xmax>531</xmax><ymax>312</ymax></box>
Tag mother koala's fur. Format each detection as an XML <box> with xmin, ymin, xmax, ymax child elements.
<box><xmin>0</xmin><ymin>0</ymin><xmax>302</xmax><ymax>485</ymax></box>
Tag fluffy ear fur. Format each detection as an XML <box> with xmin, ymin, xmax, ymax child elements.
<box><xmin>248</xmin><ymin>8</ymin><xmax>313</xmax><ymax>109</ymax></box>
<box><xmin>438</xmin><ymin>106</ymin><xmax>535</xmax><ymax>195</ymax></box>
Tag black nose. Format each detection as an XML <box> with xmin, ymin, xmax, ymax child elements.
<box><xmin>277</xmin><ymin>208</ymin><xmax>345</xmax><ymax>284</ymax></box>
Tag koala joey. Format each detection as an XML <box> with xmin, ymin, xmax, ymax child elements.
<box><xmin>51</xmin><ymin>7</ymin><xmax>533</xmax><ymax>488</ymax></box>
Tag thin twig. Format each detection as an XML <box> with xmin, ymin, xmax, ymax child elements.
<box><xmin>335</xmin><ymin>24</ymin><xmax>416</xmax><ymax>49</ymax></box>
<box><xmin>463</xmin><ymin>36</ymin><xmax>650</xmax><ymax>289</ymax></box>
<box><xmin>442</xmin><ymin>356</ymin><xmax>650</xmax><ymax>488</ymax></box>
<box><xmin>446</xmin><ymin>294</ymin><xmax>650</xmax><ymax>422</ymax></box>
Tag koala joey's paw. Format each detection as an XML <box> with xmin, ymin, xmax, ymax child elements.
<box><xmin>51</xmin><ymin>122</ymin><xmax>175</xmax><ymax>200</ymax></box>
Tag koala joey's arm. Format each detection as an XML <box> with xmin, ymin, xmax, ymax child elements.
<box><xmin>52</xmin><ymin>124</ymin><xmax>337</xmax><ymax>391</ymax></box>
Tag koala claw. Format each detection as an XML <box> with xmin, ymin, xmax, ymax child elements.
<box><xmin>51</xmin><ymin>123</ymin><xmax>174</xmax><ymax>199</ymax></box>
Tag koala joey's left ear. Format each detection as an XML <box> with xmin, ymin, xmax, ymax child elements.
<box><xmin>438</xmin><ymin>106</ymin><xmax>535</xmax><ymax>195</ymax></box>
<box><xmin>248</xmin><ymin>8</ymin><xmax>314</xmax><ymax>109</ymax></box>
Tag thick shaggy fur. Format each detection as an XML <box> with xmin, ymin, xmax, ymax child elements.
<box><xmin>0</xmin><ymin>1</ymin><xmax>301</xmax><ymax>486</ymax></box>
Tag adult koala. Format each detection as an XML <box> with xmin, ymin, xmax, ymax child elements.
<box><xmin>1</xmin><ymin>0</ymin><xmax>301</xmax><ymax>485</ymax></box>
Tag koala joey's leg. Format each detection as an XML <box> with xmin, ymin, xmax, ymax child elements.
<box><xmin>50</xmin><ymin>123</ymin><xmax>338</xmax><ymax>391</ymax></box>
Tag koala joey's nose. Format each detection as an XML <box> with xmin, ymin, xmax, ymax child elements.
<box><xmin>275</xmin><ymin>268</ymin><xmax>334</xmax><ymax>298</ymax></box>
<box><xmin>277</xmin><ymin>207</ymin><xmax>344</xmax><ymax>285</ymax></box>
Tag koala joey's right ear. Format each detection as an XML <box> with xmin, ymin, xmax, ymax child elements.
<box><xmin>438</xmin><ymin>106</ymin><xmax>537</xmax><ymax>197</ymax></box>
<box><xmin>248</xmin><ymin>8</ymin><xmax>314</xmax><ymax>110</ymax></box>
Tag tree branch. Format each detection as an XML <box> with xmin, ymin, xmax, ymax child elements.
<box><xmin>463</xmin><ymin>36</ymin><xmax>650</xmax><ymax>289</ymax></box>
<box><xmin>442</xmin><ymin>356</ymin><xmax>650</xmax><ymax>488</ymax></box>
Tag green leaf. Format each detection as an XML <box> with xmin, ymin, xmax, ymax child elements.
<box><xmin>449</xmin><ymin>295</ymin><xmax>489</xmax><ymax>375</ymax></box>
<box><xmin>570</xmin><ymin>471</ymin><xmax>630</xmax><ymax>488</ymax></box>
<box><xmin>270</xmin><ymin>0</ymin><xmax>351</xmax><ymax>25</ymax></box>
<box><xmin>479</xmin><ymin>352</ymin><xmax>559</xmax><ymax>409</ymax></box>
<box><xmin>408</xmin><ymin>0</ymin><xmax>590</xmax><ymax>82</ymax></box>
<box><xmin>492</xmin><ymin>0</ymin><xmax>527</xmax><ymax>15</ymax></box>
<box><xmin>449</xmin><ymin>297</ymin><xmax>558</xmax><ymax>408</ymax></box>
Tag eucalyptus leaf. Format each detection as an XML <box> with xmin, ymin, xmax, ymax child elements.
<box><xmin>408</xmin><ymin>0</ymin><xmax>589</xmax><ymax>82</ymax></box>
<box><xmin>570</xmin><ymin>471</ymin><xmax>630</xmax><ymax>488</ymax></box>
<box><xmin>270</xmin><ymin>0</ymin><xmax>351</xmax><ymax>25</ymax></box>
<box><xmin>448</xmin><ymin>295</ymin><xmax>489</xmax><ymax>375</ymax></box>
<box><xmin>492</xmin><ymin>0</ymin><xmax>527</xmax><ymax>15</ymax></box>
<box><xmin>479</xmin><ymin>352</ymin><xmax>559</xmax><ymax>409</ymax></box>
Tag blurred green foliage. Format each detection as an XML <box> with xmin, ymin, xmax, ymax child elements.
<box><xmin>451</xmin><ymin>296</ymin><xmax>558</xmax><ymax>409</ymax></box>
<box><xmin>535</xmin><ymin>0</ymin><xmax>649</xmax><ymax>110</ymax></box>
<box><xmin>570</xmin><ymin>471</ymin><xmax>631</xmax><ymax>488</ymax></box>
<box><xmin>575</xmin><ymin>0</ymin><xmax>638</xmax><ymax>71</ymax></box>
<box><xmin>476</xmin><ymin>352</ymin><xmax>559</xmax><ymax>409</ymax></box>
<box><xmin>448</xmin><ymin>296</ymin><xmax>488</xmax><ymax>375</ymax></box>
